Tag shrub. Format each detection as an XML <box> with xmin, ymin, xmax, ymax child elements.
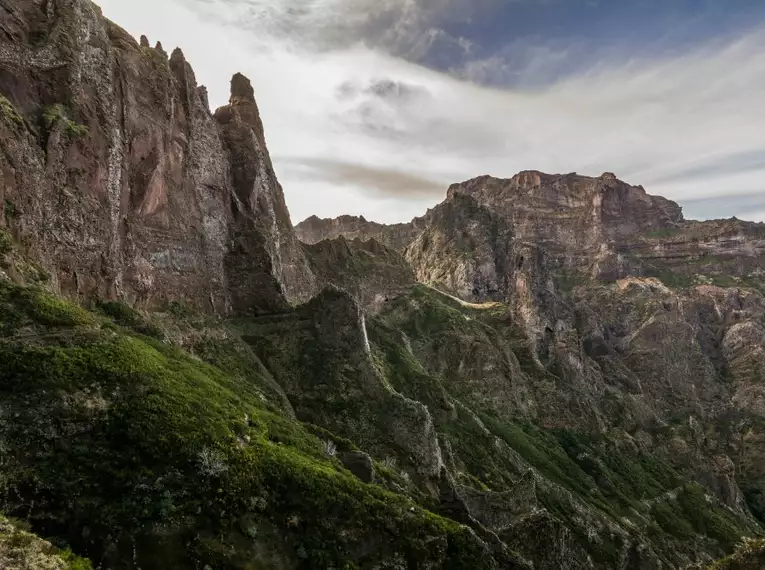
<box><xmin>0</xmin><ymin>230</ymin><xmax>13</xmax><ymax>255</ymax></box>
<box><xmin>0</xmin><ymin>95</ymin><xmax>24</xmax><ymax>130</ymax></box>
<box><xmin>42</xmin><ymin>104</ymin><xmax>88</xmax><ymax>139</ymax></box>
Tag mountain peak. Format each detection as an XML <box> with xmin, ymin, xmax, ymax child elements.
<box><xmin>230</xmin><ymin>72</ymin><xmax>256</xmax><ymax>104</ymax></box>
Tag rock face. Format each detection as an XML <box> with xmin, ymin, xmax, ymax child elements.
<box><xmin>3</xmin><ymin>2</ymin><xmax>765</xmax><ymax>570</ymax></box>
<box><xmin>215</xmin><ymin>73</ymin><xmax>317</xmax><ymax>310</ymax></box>
<box><xmin>0</xmin><ymin>0</ymin><xmax>316</xmax><ymax>314</ymax></box>
<box><xmin>407</xmin><ymin>171</ymin><xmax>764</xmax><ymax>300</ymax></box>
<box><xmin>302</xmin><ymin>236</ymin><xmax>415</xmax><ymax>312</ymax></box>
<box><xmin>298</xmin><ymin>172</ymin><xmax>765</xmax><ymax>566</ymax></box>
<box><xmin>296</xmin><ymin>213</ymin><xmax>426</xmax><ymax>251</ymax></box>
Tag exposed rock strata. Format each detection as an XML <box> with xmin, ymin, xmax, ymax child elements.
<box><xmin>0</xmin><ymin>0</ymin><xmax>316</xmax><ymax>314</ymax></box>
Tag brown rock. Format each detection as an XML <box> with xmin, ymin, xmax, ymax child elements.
<box><xmin>339</xmin><ymin>450</ymin><xmax>375</xmax><ymax>483</ymax></box>
<box><xmin>0</xmin><ymin>0</ymin><xmax>317</xmax><ymax>314</ymax></box>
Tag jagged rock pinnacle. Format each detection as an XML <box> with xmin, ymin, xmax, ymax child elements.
<box><xmin>155</xmin><ymin>41</ymin><xmax>168</xmax><ymax>59</ymax></box>
<box><xmin>230</xmin><ymin>73</ymin><xmax>255</xmax><ymax>104</ymax></box>
<box><xmin>197</xmin><ymin>86</ymin><xmax>210</xmax><ymax>112</ymax></box>
<box><xmin>140</xmin><ymin>35</ymin><xmax>150</xmax><ymax>48</ymax></box>
<box><xmin>170</xmin><ymin>47</ymin><xmax>186</xmax><ymax>64</ymax></box>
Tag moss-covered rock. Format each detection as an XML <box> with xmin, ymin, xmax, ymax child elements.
<box><xmin>0</xmin><ymin>514</ymin><xmax>92</xmax><ymax>570</ymax></box>
<box><xmin>708</xmin><ymin>538</ymin><xmax>765</xmax><ymax>569</ymax></box>
<box><xmin>0</xmin><ymin>281</ymin><xmax>500</xmax><ymax>569</ymax></box>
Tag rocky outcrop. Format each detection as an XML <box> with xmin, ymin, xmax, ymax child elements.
<box><xmin>708</xmin><ymin>538</ymin><xmax>765</xmax><ymax>569</ymax></box>
<box><xmin>215</xmin><ymin>73</ymin><xmax>317</xmax><ymax>309</ymax></box>
<box><xmin>339</xmin><ymin>450</ymin><xmax>376</xmax><ymax>483</ymax></box>
<box><xmin>0</xmin><ymin>513</ymin><xmax>92</xmax><ymax>570</ymax></box>
<box><xmin>295</xmin><ymin>213</ymin><xmax>426</xmax><ymax>251</ymax></box>
<box><xmin>313</xmin><ymin>172</ymin><xmax>763</xmax><ymax>304</ymax></box>
<box><xmin>412</xmin><ymin>171</ymin><xmax>761</xmax><ymax>298</ymax></box>
<box><xmin>0</xmin><ymin>0</ymin><xmax>316</xmax><ymax>315</ymax></box>
<box><xmin>237</xmin><ymin>287</ymin><xmax>445</xmax><ymax>479</ymax></box>
<box><xmin>302</xmin><ymin>236</ymin><xmax>415</xmax><ymax>312</ymax></box>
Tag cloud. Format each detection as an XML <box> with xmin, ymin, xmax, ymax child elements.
<box><xmin>682</xmin><ymin>192</ymin><xmax>765</xmax><ymax>222</ymax></box>
<box><xmin>181</xmin><ymin>0</ymin><xmax>484</xmax><ymax>59</ymax></box>
<box><xmin>95</xmin><ymin>0</ymin><xmax>765</xmax><ymax>225</ymax></box>
<box><xmin>283</xmin><ymin>158</ymin><xmax>448</xmax><ymax>199</ymax></box>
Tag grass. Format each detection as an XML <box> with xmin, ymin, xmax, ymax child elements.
<box><xmin>0</xmin><ymin>281</ymin><xmax>492</xmax><ymax>568</ymax></box>
<box><xmin>0</xmin><ymin>262</ymin><xmax>758</xmax><ymax>567</ymax></box>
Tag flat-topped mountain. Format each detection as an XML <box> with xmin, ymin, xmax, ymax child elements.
<box><xmin>298</xmin><ymin>171</ymin><xmax>765</xmax><ymax>299</ymax></box>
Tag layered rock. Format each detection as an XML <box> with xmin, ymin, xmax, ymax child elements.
<box><xmin>0</xmin><ymin>0</ymin><xmax>316</xmax><ymax>314</ymax></box>
<box><xmin>295</xmin><ymin>213</ymin><xmax>426</xmax><ymax>251</ymax></box>
<box><xmin>2</xmin><ymin>2</ymin><xmax>765</xmax><ymax>568</ymax></box>
<box><xmin>302</xmin><ymin>236</ymin><xmax>415</xmax><ymax>312</ymax></box>
<box><xmin>310</xmin><ymin>172</ymin><xmax>764</xmax><ymax>303</ymax></box>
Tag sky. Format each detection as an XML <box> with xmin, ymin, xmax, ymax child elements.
<box><xmin>95</xmin><ymin>0</ymin><xmax>765</xmax><ymax>224</ymax></box>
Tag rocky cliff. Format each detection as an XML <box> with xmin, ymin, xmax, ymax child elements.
<box><xmin>2</xmin><ymin>1</ymin><xmax>765</xmax><ymax>569</ymax></box>
<box><xmin>296</xmin><ymin>213</ymin><xmax>426</xmax><ymax>251</ymax></box>
<box><xmin>292</xmin><ymin>171</ymin><xmax>765</xmax><ymax>567</ymax></box>
<box><xmin>0</xmin><ymin>0</ymin><xmax>316</xmax><ymax>315</ymax></box>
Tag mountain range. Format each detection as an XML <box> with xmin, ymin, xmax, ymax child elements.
<box><xmin>1</xmin><ymin>1</ymin><xmax>765</xmax><ymax>568</ymax></box>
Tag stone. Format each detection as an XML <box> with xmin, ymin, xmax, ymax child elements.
<box><xmin>339</xmin><ymin>450</ymin><xmax>375</xmax><ymax>483</ymax></box>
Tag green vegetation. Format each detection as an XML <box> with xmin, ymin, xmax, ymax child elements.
<box><xmin>368</xmin><ymin>283</ymin><xmax>756</xmax><ymax>565</ymax></box>
<box><xmin>0</xmin><ymin>248</ymin><xmax>759</xmax><ymax>568</ymax></box>
<box><xmin>0</xmin><ymin>230</ymin><xmax>13</xmax><ymax>256</ymax></box>
<box><xmin>708</xmin><ymin>538</ymin><xmax>765</xmax><ymax>569</ymax></box>
<box><xmin>0</xmin><ymin>281</ymin><xmax>489</xmax><ymax>568</ymax></box>
<box><xmin>677</xmin><ymin>484</ymin><xmax>751</xmax><ymax>550</ymax></box>
<box><xmin>42</xmin><ymin>104</ymin><xmax>89</xmax><ymax>139</ymax></box>
<box><xmin>0</xmin><ymin>95</ymin><xmax>24</xmax><ymax>130</ymax></box>
<box><xmin>95</xmin><ymin>299</ymin><xmax>165</xmax><ymax>338</ymax></box>
<box><xmin>3</xmin><ymin>199</ymin><xmax>20</xmax><ymax>221</ymax></box>
<box><xmin>0</xmin><ymin>513</ymin><xmax>93</xmax><ymax>570</ymax></box>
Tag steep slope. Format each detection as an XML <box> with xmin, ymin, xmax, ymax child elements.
<box><xmin>0</xmin><ymin>272</ymin><xmax>498</xmax><ymax>568</ymax></box>
<box><xmin>296</xmin><ymin>214</ymin><xmax>425</xmax><ymax>252</ymax></box>
<box><xmin>0</xmin><ymin>0</ymin><xmax>316</xmax><ymax>314</ymax></box>
<box><xmin>2</xmin><ymin>1</ymin><xmax>765</xmax><ymax>569</ymax></box>
<box><xmin>301</xmin><ymin>236</ymin><xmax>415</xmax><ymax>311</ymax></box>
<box><xmin>294</xmin><ymin>173</ymin><xmax>765</xmax><ymax>567</ymax></box>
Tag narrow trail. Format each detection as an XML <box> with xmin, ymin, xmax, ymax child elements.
<box><xmin>422</xmin><ymin>283</ymin><xmax>502</xmax><ymax>310</ymax></box>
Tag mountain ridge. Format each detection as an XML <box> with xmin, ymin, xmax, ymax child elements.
<box><xmin>1</xmin><ymin>1</ymin><xmax>765</xmax><ymax>569</ymax></box>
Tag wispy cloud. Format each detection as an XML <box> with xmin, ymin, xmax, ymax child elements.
<box><xmin>283</xmin><ymin>158</ymin><xmax>447</xmax><ymax>199</ymax></box>
<box><xmin>96</xmin><ymin>0</ymin><xmax>765</xmax><ymax>224</ymax></box>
